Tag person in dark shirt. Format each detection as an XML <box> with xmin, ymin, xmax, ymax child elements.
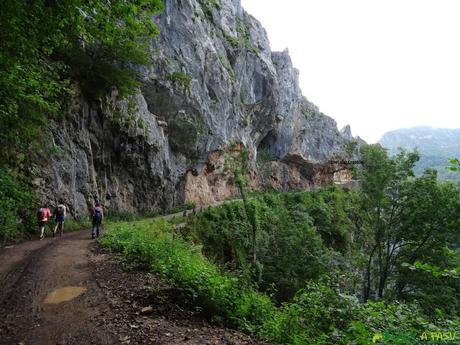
<box><xmin>90</xmin><ymin>203</ymin><xmax>104</xmax><ymax>239</ymax></box>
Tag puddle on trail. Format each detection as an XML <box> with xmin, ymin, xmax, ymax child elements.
<box><xmin>44</xmin><ymin>286</ymin><xmax>87</xmax><ymax>304</ymax></box>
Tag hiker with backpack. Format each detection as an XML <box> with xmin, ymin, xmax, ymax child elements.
<box><xmin>37</xmin><ymin>206</ymin><xmax>52</xmax><ymax>240</ymax></box>
<box><xmin>90</xmin><ymin>203</ymin><xmax>104</xmax><ymax>239</ymax></box>
<box><xmin>53</xmin><ymin>203</ymin><xmax>68</xmax><ymax>237</ymax></box>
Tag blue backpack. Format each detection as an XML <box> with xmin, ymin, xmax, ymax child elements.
<box><xmin>93</xmin><ymin>207</ymin><xmax>102</xmax><ymax>221</ymax></box>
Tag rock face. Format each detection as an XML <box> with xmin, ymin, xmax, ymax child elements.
<box><xmin>35</xmin><ymin>0</ymin><xmax>361</xmax><ymax>216</ymax></box>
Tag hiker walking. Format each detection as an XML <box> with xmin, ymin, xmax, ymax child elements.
<box><xmin>90</xmin><ymin>203</ymin><xmax>104</xmax><ymax>239</ymax></box>
<box><xmin>53</xmin><ymin>203</ymin><xmax>67</xmax><ymax>237</ymax></box>
<box><xmin>37</xmin><ymin>206</ymin><xmax>52</xmax><ymax>240</ymax></box>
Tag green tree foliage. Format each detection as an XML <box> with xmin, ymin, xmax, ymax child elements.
<box><xmin>183</xmin><ymin>192</ymin><xmax>349</xmax><ymax>301</ymax></box>
<box><xmin>447</xmin><ymin>158</ymin><xmax>460</xmax><ymax>173</ymax></box>
<box><xmin>169</xmin><ymin>113</ymin><xmax>204</xmax><ymax>158</ymax></box>
<box><xmin>168</xmin><ymin>71</ymin><xmax>192</xmax><ymax>90</ymax></box>
<box><xmin>300</xmin><ymin>186</ymin><xmax>353</xmax><ymax>251</ymax></box>
<box><xmin>183</xmin><ymin>145</ymin><xmax>460</xmax><ymax>321</ymax></box>
<box><xmin>356</xmin><ymin>145</ymin><xmax>460</xmax><ymax>318</ymax></box>
<box><xmin>0</xmin><ymin>170</ymin><xmax>36</xmax><ymax>243</ymax></box>
<box><xmin>1</xmin><ymin>0</ymin><xmax>163</xmax><ymax>163</ymax></box>
<box><xmin>393</xmin><ymin>171</ymin><xmax>460</xmax><ymax>316</ymax></box>
<box><xmin>102</xmin><ymin>219</ymin><xmax>460</xmax><ymax>345</ymax></box>
<box><xmin>357</xmin><ymin>145</ymin><xmax>419</xmax><ymax>301</ymax></box>
<box><xmin>222</xmin><ymin>144</ymin><xmax>258</xmax><ymax>263</ymax></box>
<box><xmin>100</xmin><ymin>144</ymin><xmax>460</xmax><ymax>343</ymax></box>
<box><xmin>0</xmin><ymin>0</ymin><xmax>163</xmax><ymax>239</ymax></box>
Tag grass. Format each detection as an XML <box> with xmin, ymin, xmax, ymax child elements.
<box><xmin>34</xmin><ymin>203</ymin><xmax>196</xmax><ymax>239</ymax></box>
<box><xmin>38</xmin><ymin>217</ymin><xmax>91</xmax><ymax>238</ymax></box>
<box><xmin>198</xmin><ymin>0</ymin><xmax>221</xmax><ymax>21</ymax></box>
<box><xmin>168</xmin><ymin>71</ymin><xmax>192</xmax><ymax>90</ymax></box>
<box><xmin>168</xmin><ymin>215</ymin><xmax>188</xmax><ymax>225</ymax></box>
<box><xmin>218</xmin><ymin>54</ymin><xmax>236</xmax><ymax>82</ymax></box>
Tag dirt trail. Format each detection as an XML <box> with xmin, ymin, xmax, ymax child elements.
<box><xmin>161</xmin><ymin>200</ymin><xmax>228</xmax><ymax>220</ymax></box>
<box><xmin>0</xmin><ymin>227</ymin><xmax>265</xmax><ymax>345</ymax></box>
<box><xmin>0</xmin><ymin>231</ymin><xmax>114</xmax><ymax>345</ymax></box>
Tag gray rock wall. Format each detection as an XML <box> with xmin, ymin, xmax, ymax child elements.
<box><xmin>35</xmin><ymin>0</ymin><xmax>360</xmax><ymax>216</ymax></box>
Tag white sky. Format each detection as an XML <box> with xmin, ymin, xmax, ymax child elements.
<box><xmin>240</xmin><ymin>0</ymin><xmax>460</xmax><ymax>143</ymax></box>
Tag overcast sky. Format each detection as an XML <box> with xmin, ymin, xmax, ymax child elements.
<box><xmin>240</xmin><ymin>0</ymin><xmax>460</xmax><ymax>143</ymax></box>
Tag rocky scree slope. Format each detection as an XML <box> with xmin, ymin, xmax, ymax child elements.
<box><xmin>33</xmin><ymin>0</ymin><xmax>361</xmax><ymax>216</ymax></box>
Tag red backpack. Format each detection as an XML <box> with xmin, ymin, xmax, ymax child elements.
<box><xmin>37</xmin><ymin>208</ymin><xmax>46</xmax><ymax>221</ymax></box>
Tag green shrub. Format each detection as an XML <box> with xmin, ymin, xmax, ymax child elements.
<box><xmin>105</xmin><ymin>210</ymin><xmax>140</xmax><ymax>222</ymax></box>
<box><xmin>346</xmin><ymin>139</ymin><xmax>359</xmax><ymax>156</ymax></box>
<box><xmin>101</xmin><ymin>219</ymin><xmax>460</xmax><ymax>345</ymax></box>
<box><xmin>236</xmin><ymin>18</ymin><xmax>251</xmax><ymax>48</ymax></box>
<box><xmin>164</xmin><ymin>202</ymin><xmax>196</xmax><ymax>215</ymax></box>
<box><xmin>198</xmin><ymin>0</ymin><xmax>221</xmax><ymax>21</ymax></box>
<box><xmin>101</xmin><ymin>220</ymin><xmax>246</xmax><ymax>318</ymax></box>
<box><xmin>61</xmin><ymin>217</ymin><xmax>92</xmax><ymax>232</ymax></box>
<box><xmin>223</xmin><ymin>31</ymin><xmax>239</xmax><ymax>48</ymax></box>
<box><xmin>169</xmin><ymin>114</ymin><xmax>204</xmax><ymax>157</ymax></box>
<box><xmin>233</xmin><ymin>291</ymin><xmax>274</xmax><ymax>333</ymax></box>
<box><xmin>183</xmin><ymin>194</ymin><xmax>329</xmax><ymax>301</ymax></box>
<box><xmin>218</xmin><ymin>54</ymin><xmax>236</xmax><ymax>82</ymax></box>
<box><xmin>257</xmin><ymin>148</ymin><xmax>276</xmax><ymax>163</ymax></box>
<box><xmin>168</xmin><ymin>71</ymin><xmax>192</xmax><ymax>90</ymax></box>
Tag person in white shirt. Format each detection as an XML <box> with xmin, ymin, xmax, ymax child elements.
<box><xmin>53</xmin><ymin>203</ymin><xmax>67</xmax><ymax>237</ymax></box>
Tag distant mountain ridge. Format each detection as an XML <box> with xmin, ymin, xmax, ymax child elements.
<box><xmin>379</xmin><ymin>126</ymin><xmax>460</xmax><ymax>180</ymax></box>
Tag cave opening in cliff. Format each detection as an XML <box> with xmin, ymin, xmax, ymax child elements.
<box><xmin>257</xmin><ymin>130</ymin><xmax>279</xmax><ymax>160</ymax></box>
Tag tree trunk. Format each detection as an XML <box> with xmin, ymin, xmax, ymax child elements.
<box><xmin>378</xmin><ymin>270</ymin><xmax>387</xmax><ymax>299</ymax></box>
<box><xmin>363</xmin><ymin>245</ymin><xmax>377</xmax><ymax>302</ymax></box>
<box><xmin>237</xmin><ymin>180</ymin><xmax>257</xmax><ymax>263</ymax></box>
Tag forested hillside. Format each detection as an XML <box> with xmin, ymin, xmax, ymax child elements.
<box><xmin>379</xmin><ymin>126</ymin><xmax>460</xmax><ymax>181</ymax></box>
<box><xmin>102</xmin><ymin>144</ymin><xmax>460</xmax><ymax>344</ymax></box>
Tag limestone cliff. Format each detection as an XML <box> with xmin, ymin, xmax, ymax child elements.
<box><xmin>34</xmin><ymin>0</ymin><xmax>361</xmax><ymax>216</ymax></box>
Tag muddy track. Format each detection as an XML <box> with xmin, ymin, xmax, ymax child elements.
<box><xmin>0</xmin><ymin>229</ymin><xmax>266</xmax><ymax>345</ymax></box>
<box><xmin>0</xmin><ymin>231</ymin><xmax>114</xmax><ymax>345</ymax></box>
